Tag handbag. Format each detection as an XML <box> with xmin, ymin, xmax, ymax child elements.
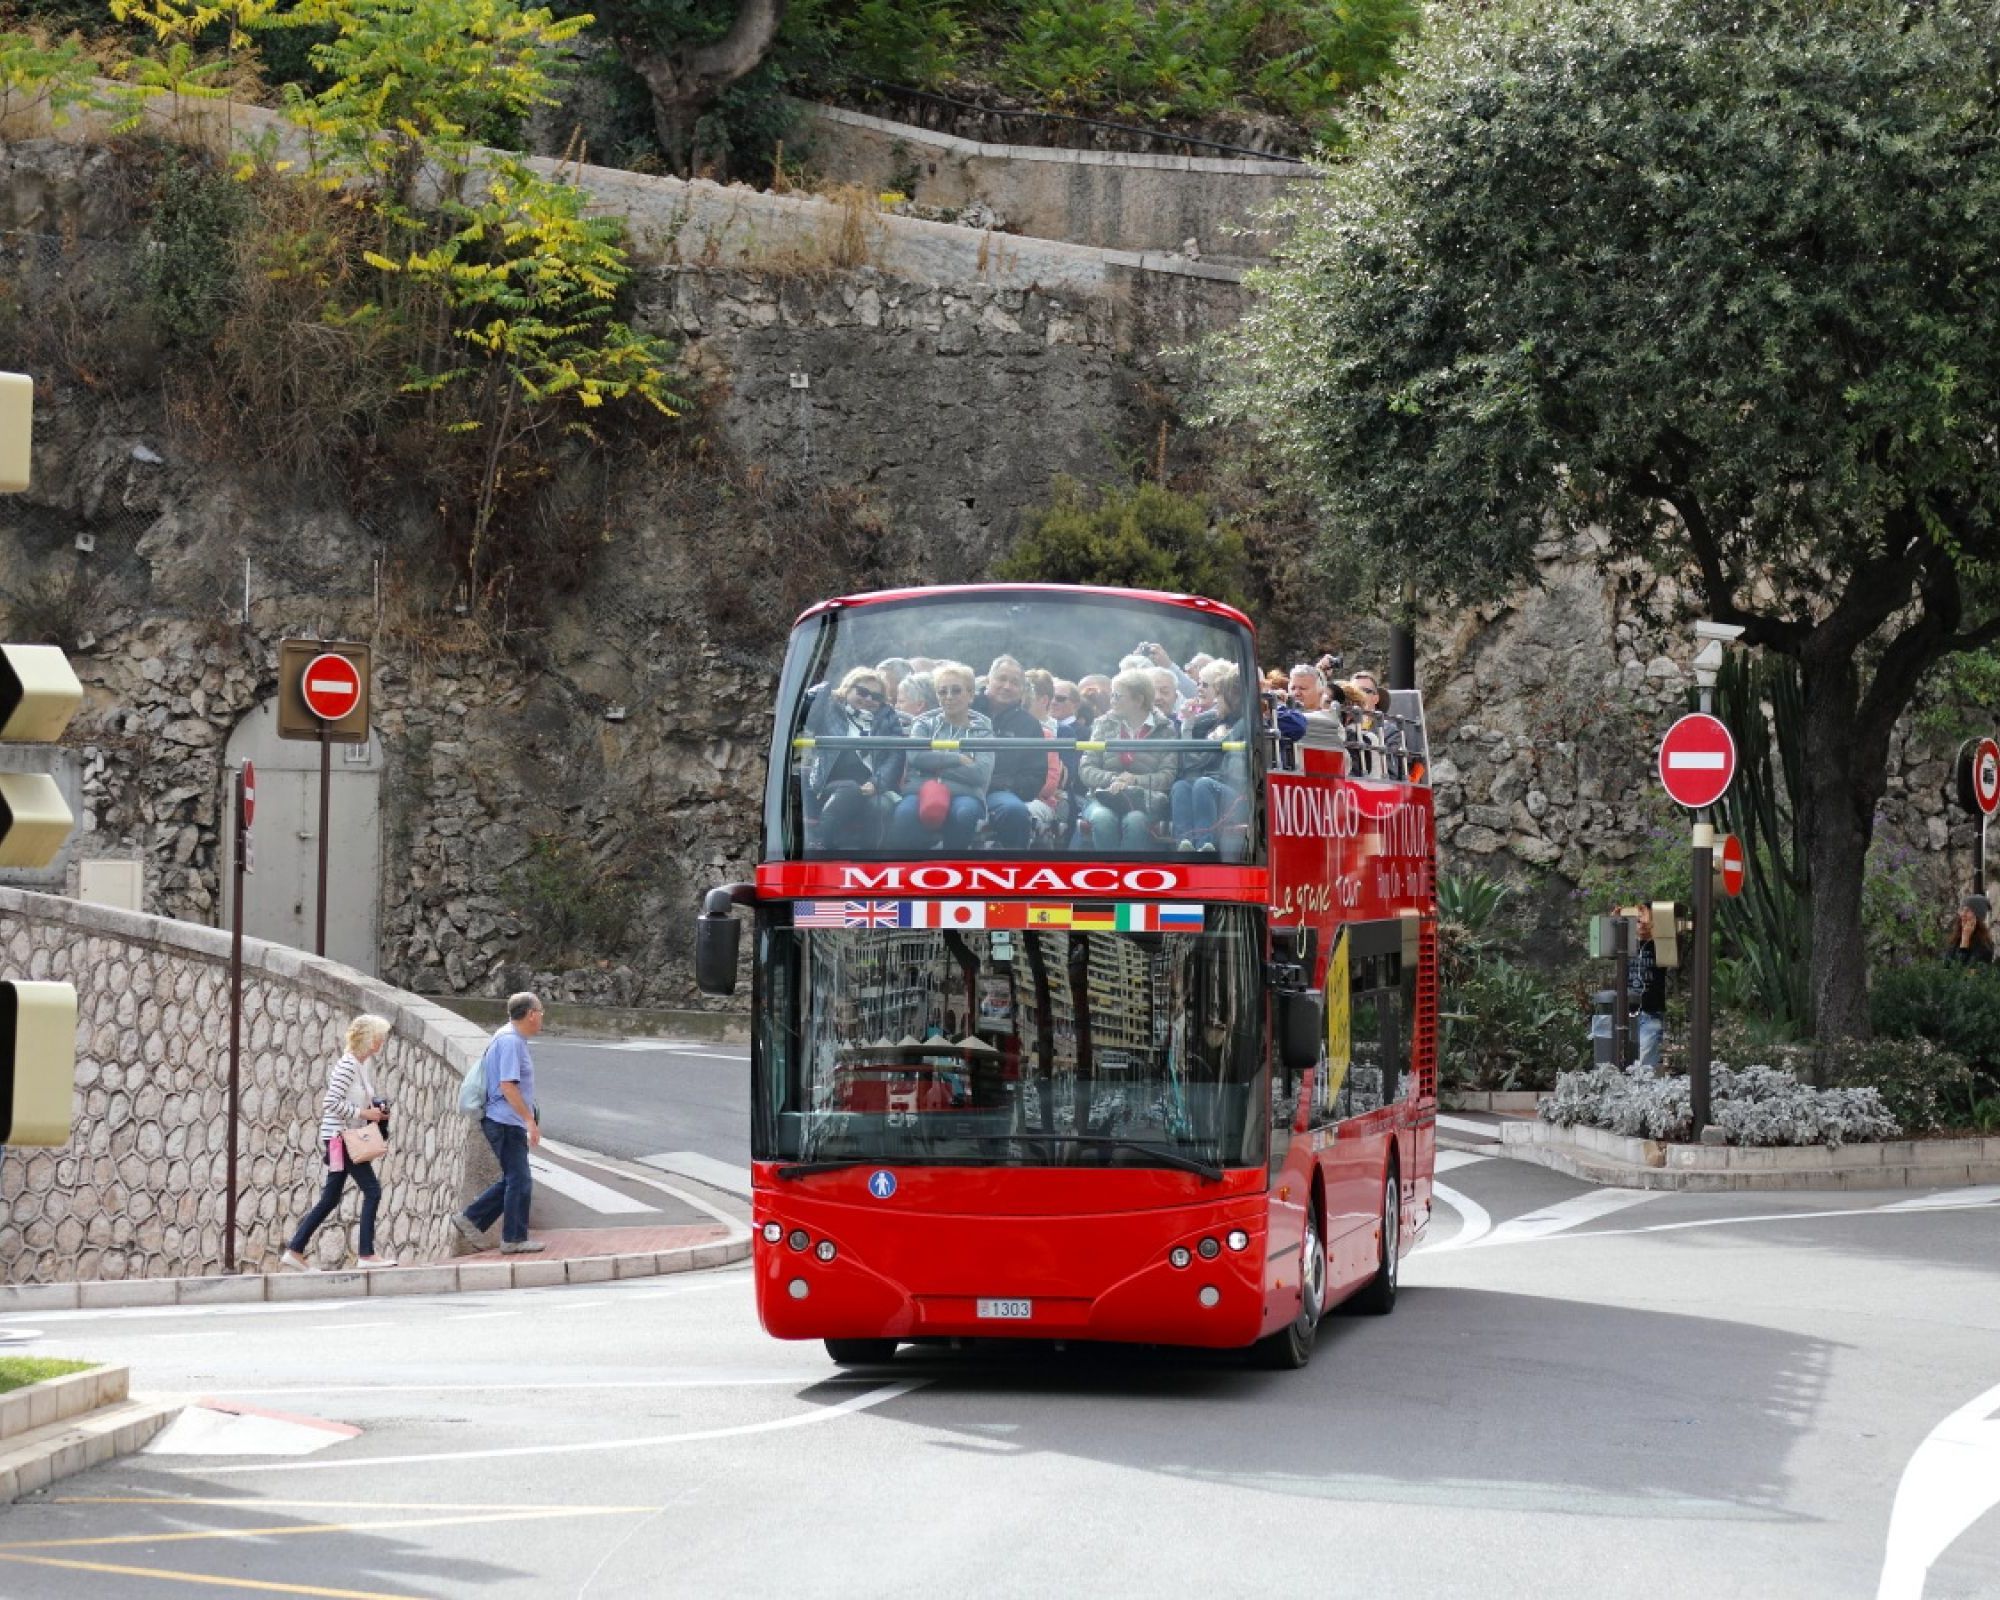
<box><xmin>341</xmin><ymin>1121</ymin><xmax>388</xmax><ymax>1164</ymax></box>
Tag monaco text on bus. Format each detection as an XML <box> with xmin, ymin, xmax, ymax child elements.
<box><xmin>695</xmin><ymin>584</ymin><xmax>1437</xmax><ymax>1369</ymax></box>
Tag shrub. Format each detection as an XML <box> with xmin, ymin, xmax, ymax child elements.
<box><xmin>995</xmin><ymin>477</ymin><xmax>1249</xmax><ymax>609</ymax></box>
<box><xmin>1870</xmin><ymin>962</ymin><xmax>2000</xmax><ymax>1078</ymax></box>
<box><xmin>1541</xmin><ymin>1063</ymin><xmax>1899</xmax><ymax>1148</ymax></box>
<box><xmin>503</xmin><ymin>834</ymin><xmax>639</xmax><ymax>966</ymax></box>
<box><xmin>1818</xmin><ymin>1036</ymin><xmax>1975</xmax><ymax>1137</ymax></box>
<box><xmin>1442</xmin><ymin>956</ymin><xmax>1587</xmax><ymax>1094</ymax></box>
<box><xmin>141</xmin><ymin>154</ymin><xmax>249</xmax><ymax>343</ymax></box>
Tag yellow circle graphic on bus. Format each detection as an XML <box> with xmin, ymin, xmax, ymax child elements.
<box><xmin>1319</xmin><ymin>926</ymin><xmax>1352</xmax><ymax>1118</ymax></box>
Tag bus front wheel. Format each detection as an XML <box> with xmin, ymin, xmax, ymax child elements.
<box><xmin>824</xmin><ymin>1338</ymin><xmax>900</xmax><ymax>1366</ymax></box>
<box><xmin>1255</xmin><ymin>1203</ymin><xmax>1325</xmax><ymax>1370</ymax></box>
<box><xmin>1348</xmin><ymin>1166</ymin><xmax>1400</xmax><ymax>1316</ymax></box>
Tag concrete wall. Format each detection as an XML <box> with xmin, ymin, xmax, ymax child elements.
<box><xmin>796</xmin><ymin>103</ymin><xmax>1307</xmax><ymax>264</ymax></box>
<box><xmin>0</xmin><ymin>887</ymin><xmax>491</xmax><ymax>1282</ymax></box>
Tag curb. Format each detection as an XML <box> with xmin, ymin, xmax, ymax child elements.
<box><xmin>0</xmin><ymin>1232</ymin><xmax>751</xmax><ymax>1315</ymax></box>
<box><xmin>0</xmin><ymin>1365</ymin><xmax>181</xmax><ymax>1504</ymax></box>
<box><xmin>1499</xmin><ymin>1122</ymin><xmax>2000</xmax><ymax>1192</ymax></box>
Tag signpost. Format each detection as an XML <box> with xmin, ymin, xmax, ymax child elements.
<box><xmin>224</xmin><ymin>760</ymin><xmax>252</xmax><ymax>1275</ymax></box>
<box><xmin>1660</xmin><ymin>709</ymin><xmax>1739</xmax><ymax>1137</ymax></box>
<box><xmin>1955</xmin><ymin>736</ymin><xmax>2000</xmax><ymax>895</ymax></box>
<box><xmin>276</xmin><ymin>640</ymin><xmax>370</xmax><ymax>958</ymax></box>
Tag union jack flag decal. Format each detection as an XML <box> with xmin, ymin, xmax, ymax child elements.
<box><xmin>842</xmin><ymin>900</ymin><xmax>909</xmax><ymax>928</ymax></box>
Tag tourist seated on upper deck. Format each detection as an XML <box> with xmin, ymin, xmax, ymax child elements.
<box><xmin>875</xmin><ymin>657</ymin><xmax>914</xmax><ymax>709</ymax></box>
<box><xmin>1339</xmin><ymin>669</ymin><xmax>1406</xmax><ymax>779</ymax></box>
<box><xmin>1077</xmin><ymin>675</ymin><xmax>1114</xmax><ymax>722</ymax></box>
<box><xmin>886</xmin><ymin>661</ymin><xmax>993</xmax><ymax>852</ymax></box>
<box><xmin>894</xmin><ymin>669</ymin><xmax>938</xmax><ymax>731</ymax></box>
<box><xmin>804</xmin><ymin>667</ymin><xmax>900</xmax><ymax>849</ymax></box>
<box><xmin>1171</xmin><ymin>662</ymin><xmax>1251</xmax><ymax>856</ymax></box>
<box><xmin>974</xmin><ymin>656</ymin><xmax>1063</xmax><ymax>849</ymax></box>
<box><xmin>1074</xmin><ymin>668</ymin><xmax>1177</xmax><ymax>852</ymax></box>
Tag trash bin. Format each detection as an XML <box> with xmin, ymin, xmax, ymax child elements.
<box><xmin>1589</xmin><ymin>989</ymin><xmax>1621</xmax><ymax>1067</ymax></box>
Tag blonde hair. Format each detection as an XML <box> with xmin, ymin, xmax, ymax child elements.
<box><xmin>931</xmin><ymin>660</ymin><xmax>976</xmax><ymax>693</ymax></box>
<box><xmin>345</xmin><ymin>1013</ymin><xmax>391</xmax><ymax>1057</ymax></box>
<box><xmin>1111</xmin><ymin>667</ymin><xmax>1157</xmax><ymax>714</ymax></box>
<box><xmin>836</xmin><ymin>666</ymin><xmax>886</xmax><ymax>698</ymax></box>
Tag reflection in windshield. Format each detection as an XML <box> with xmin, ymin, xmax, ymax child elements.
<box><xmin>754</xmin><ymin>908</ymin><xmax>1266</xmax><ymax>1173</ymax></box>
<box><xmin>772</xmin><ymin>592</ymin><xmax>1261</xmax><ymax>861</ymax></box>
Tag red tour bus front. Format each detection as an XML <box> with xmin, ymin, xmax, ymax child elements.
<box><xmin>695</xmin><ymin>584</ymin><xmax>1437</xmax><ymax>1369</ymax></box>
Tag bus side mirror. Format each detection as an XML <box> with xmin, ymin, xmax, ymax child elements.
<box><xmin>1277</xmin><ymin>990</ymin><xmax>1322</xmax><ymax>1074</ymax></box>
<box><xmin>695</xmin><ymin>883</ymin><xmax>755</xmax><ymax>996</ymax></box>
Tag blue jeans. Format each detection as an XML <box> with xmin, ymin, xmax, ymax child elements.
<box><xmin>1636</xmin><ymin>1012</ymin><xmax>1664</xmax><ymax>1071</ymax></box>
<box><xmin>1075</xmin><ymin>798</ymin><xmax>1152</xmax><ymax>851</ymax></box>
<box><xmin>1170</xmin><ymin>775</ymin><xmax>1241</xmax><ymax>850</ymax></box>
<box><xmin>467</xmin><ymin>1118</ymin><xmax>533</xmax><ymax>1244</ymax></box>
<box><xmin>985</xmin><ymin>789</ymin><xmax>1032</xmax><ymax>848</ymax></box>
<box><xmin>887</xmin><ymin>790</ymin><xmax>985</xmax><ymax>850</ymax></box>
<box><xmin>288</xmin><ymin>1140</ymin><xmax>381</xmax><ymax>1256</ymax></box>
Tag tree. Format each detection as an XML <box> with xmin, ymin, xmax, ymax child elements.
<box><xmin>594</xmin><ymin>0</ymin><xmax>786</xmax><ymax>172</ymax></box>
<box><xmin>995</xmin><ymin>477</ymin><xmax>1251</xmax><ymax>612</ymax></box>
<box><xmin>1220</xmin><ymin>0</ymin><xmax>2000</xmax><ymax>1039</ymax></box>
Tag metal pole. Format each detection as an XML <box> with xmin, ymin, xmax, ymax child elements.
<box><xmin>1979</xmin><ymin>815</ymin><xmax>1987</xmax><ymax>899</ymax></box>
<box><xmin>315</xmin><ymin>720</ymin><xmax>331</xmax><ymax>957</ymax></box>
<box><xmin>1691</xmin><ymin>678</ymin><xmax>1717</xmax><ymax>1134</ymax></box>
<box><xmin>225</xmin><ymin>769</ymin><xmax>245</xmax><ymax>1275</ymax></box>
<box><xmin>1388</xmin><ymin>582</ymin><xmax>1417</xmax><ymax>693</ymax></box>
<box><xmin>1611</xmin><ymin>914</ymin><xmax>1630</xmax><ymax>1069</ymax></box>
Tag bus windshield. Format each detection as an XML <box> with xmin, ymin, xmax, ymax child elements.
<box><xmin>753</xmin><ymin>906</ymin><xmax>1267</xmax><ymax>1174</ymax></box>
<box><xmin>766</xmin><ymin>589</ymin><xmax>1262</xmax><ymax>861</ymax></box>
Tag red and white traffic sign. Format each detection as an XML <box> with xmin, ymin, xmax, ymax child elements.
<box><xmin>240</xmin><ymin>759</ymin><xmax>256</xmax><ymax>831</ymax></box>
<box><xmin>1717</xmin><ymin>832</ymin><xmax>1744</xmax><ymax>898</ymax></box>
<box><xmin>1658</xmin><ymin>712</ymin><xmax>1737</xmax><ymax>810</ymax></box>
<box><xmin>1971</xmin><ymin>737</ymin><xmax>2000</xmax><ymax>818</ymax></box>
<box><xmin>299</xmin><ymin>652</ymin><xmax>362</xmax><ymax>723</ymax></box>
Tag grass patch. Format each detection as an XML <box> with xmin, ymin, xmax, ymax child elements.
<box><xmin>0</xmin><ymin>1357</ymin><xmax>95</xmax><ymax>1394</ymax></box>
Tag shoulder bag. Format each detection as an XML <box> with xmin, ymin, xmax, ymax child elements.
<box><xmin>341</xmin><ymin>1121</ymin><xmax>388</xmax><ymax>1163</ymax></box>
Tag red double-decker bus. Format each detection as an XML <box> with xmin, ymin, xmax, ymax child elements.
<box><xmin>695</xmin><ymin>584</ymin><xmax>1437</xmax><ymax>1368</ymax></box>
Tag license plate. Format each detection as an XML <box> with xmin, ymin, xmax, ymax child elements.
<box><xmin>976</xmin><ymin>1298</ymin><xmax>1032</xmax><ymax>1320</ymax></box>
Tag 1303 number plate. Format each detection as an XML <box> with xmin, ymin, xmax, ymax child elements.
<box><xmin>976</xmin><ymin>1298</ymin><xmax>1032</xmax><ymax>1320</ymax></box>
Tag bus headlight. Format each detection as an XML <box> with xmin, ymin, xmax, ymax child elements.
<box><xmin>1168</xmin><ymin>1246</ymin><xmax>1192</xmax><ymax>1269</ymax></box>
<box><xmin>1226</xmin><ymin>1230</ymin><xmax>1249</xmax><ymax>1252</ymax></box>
<box><xmin>1197</xmin><ymin>1236</ymin><xmax>1221</xmax><ymax>1259</ymax></box>
<box><xmin>787</xmin><ymin>1229</ymin><xmax>810</xmax><ymax>1252</ymax></box>
<box><xmin>761</xmin><ymin>1222</ymin><xmax>783</xmax><ymax>1244</ymax></box>
<box><xmin>815</xmin><ymin>1239</ymin><xmax>837</xmax><ymax>1262</ymax></box>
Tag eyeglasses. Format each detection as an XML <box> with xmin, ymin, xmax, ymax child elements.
<box><xmin>937</xmin><ymin>684</ymin><xmax>970</xmax><ymax>697</ymax></box>
<box><xmin>1052</xmin><ymin>693</ymin><xmax>1076</xmax><ymax>703</ymax></box>
<box><xmin>849</xmin><ymin>685</ymin><xmax>884</xmax><ymax>702</ymax></box>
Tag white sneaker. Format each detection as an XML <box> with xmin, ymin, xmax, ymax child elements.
<box><xmin>279</xmin><ymin>1249</ymin><xmax>316</xmax><ymax>1272</ymax></box>
<box><xmin>356</xmin><ymin>1254</ymin><xmax>399</xmax><ymax>1269</ymax></box>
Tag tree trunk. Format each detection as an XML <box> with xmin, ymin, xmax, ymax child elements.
<box><xmin>628</xmin><ymin>0</ymin><xmax>786</xmax><ymax>175</ymax></box>
<box><xmin>1797</xmin><ymin>650</ymin><xmax>1876</xmax><ymax>1041</ymax></box>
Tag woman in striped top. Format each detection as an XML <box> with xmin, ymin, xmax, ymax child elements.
<box><xmin>280</xmin><ymin>1014</ymin><xmax>396</xmax><ymax>1270</ymax></box>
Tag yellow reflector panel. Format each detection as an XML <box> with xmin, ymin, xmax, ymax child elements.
<box><xmin>0</xmin><ymin>644</ymin><xmax>82</xmax><ymax>743</ymax></box>
<box><xmin>0</xmin><ymin>373</ymin><xmax>30</xmax><ymax>494</ymax></box>
<box><xmin>0</xmin><ymin>771</ymin><xmax>72</xmax><ymax>868</ymax></box>
<box><xmin>0</xmin><ymin>980</ymin><xmax>75</xmax><ymax>1147</ymax></box>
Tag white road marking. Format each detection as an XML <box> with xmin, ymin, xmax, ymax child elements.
<box><xmin>444</xmin><ymin>1311</ymin><xmax>517</xmax><ymax>1322</ymax></box>
<box><xmin>657</xmin><ymin>1046</ymin><xmax>751</xmax><ymax>1061</ymax></box>
<box><xmin>194</xmin><ymin>1378</ymin><xmax>924</xmax><ymax>1475</ymax></box>
<box><xmin>640</xmin><ymin>1151</ymin><xmax>754</xmax><ymax>1198</ymax></box>
<box><xmin>1422</xmin><ymin>1192</ymin><xmax>2000</xmax><ymax>1253</ymax></box>
<box><xmin>525</xmin><ymin>1154</ymin><xmax>655</xmax><ymax>1215</ymax></box>
<box><xmin>1434</xmin><ymin>1149</ymin><xmax>1491</xmax><ymax>1174</ymax></box>
<box><xmin>146</xmin><ymin>1405</ymin><xmax>357</xmax><ymax>1457</ymax></box>
<box><xmin>556</xmin><ymin>1156</ymin><xmax>751</xmax><ymax>1240</ymax></box>
<box><xmin>1426</xmin><ymin>1182</ymin><xmax>1493</xmax><ymax>1250</ymax></box>
<box><xmin>1437</xmin><ymin>1113</ymin><xmax>1504</xmax><ymax>1140</ymax></box>
<box><xmin>1878</xmin><ymin>1186</ymin><xmax>2000</xmax><ymax>1213</ymax></box>
<box><xmin>1877</xmin><ymin>1377</ymin><xmax>2000</xmax><ymax>1600</ymax></box>
<box><xmin>214</xmin><ymin>1375</ymin><xmax>876</xmax><ymax>1397</ymax></box>
<box><xmin>1461</xmin><ymin>1187</ymin><xmax>1659</xmax><ymax>1249</ymax></box>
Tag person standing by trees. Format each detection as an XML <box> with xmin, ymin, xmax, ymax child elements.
<box><xmin>1944</xmin><ymin>895</ymin><xmax>1995</xmax><ymax>968</ymax></box>
<box><xmin>1221</xmin><ymin>0</ymin><xmax>2000</xmax><ymax>1040</ymax></box>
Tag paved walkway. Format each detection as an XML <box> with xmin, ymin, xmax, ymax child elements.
<box><xmin>454</xmin><ymin>1223</ymin><xmax>730</xmax><ymax>1264</ymax></box>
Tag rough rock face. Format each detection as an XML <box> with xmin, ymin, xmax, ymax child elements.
<box><xmin>0</xmin><ymin>138</ymin><xmax>1976</xmax><ymax>1006</ymax></box>
<box><xmin>0</xmin><ymin>888</ymin><xmax>489</xmax><ymax>1283</ymax></box>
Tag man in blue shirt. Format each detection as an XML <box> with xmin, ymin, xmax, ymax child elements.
<box><xmin>454</xmin><ymin>992</ymin><xmax>546</xmax><ymax>1253</ymax></box>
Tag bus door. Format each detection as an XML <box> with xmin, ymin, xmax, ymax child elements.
<box><xmin>1317</xmin><ymin>920</ymin><xmax>1411</xmax><ymax>1287</ymax></box>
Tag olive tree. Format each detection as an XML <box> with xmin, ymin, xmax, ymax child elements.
<box><xmin>1221</xmin><ymin>0</ymin><xmax>2000</xmax><ymax>1038</ymax></box>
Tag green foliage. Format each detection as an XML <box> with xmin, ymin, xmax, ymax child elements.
<box><xmin>1870</xmin><ymin>963</ymin><xmax>2000</xmax><ymax>1080</ymax></box>
<box><xmin>1818</xmin><ymin>1035</ymin><xmax>1977</xmax><ymax>1138</ymax></box>
<box><xmin>839</xmin><ymin>0</ymin><xmax>967</xmax><ymax>86</ymax></box>
<box><xmin>1442</xmin><ymin>956</ymin><xmax>1587</xmax><ymax>1094</ymax></box>
<box><xmin>503</xmin><ymin>834</ymin><xmax>639</xmax><ymax>965</ymax></box>
<box><xmin>0</xmin><ymin>1358</ymin><xmax>95</xmax><ymax>1395</ymax></box>
<box><xmin>1436</xmin><ymin>868</ymin><xmax>1510</xmax><ymax>944</ymax></box>
<box><xmin>1859</xmin><ymin>836</ymin><xmax>1952</xmax><ymax>975</ymax></box>
<box><xmin>141</xmin><ymin>154</ymin><xmax>250</xmax><ymax>341</ymax></box>
<box><xmin>994</xmin><ymin>477</ymin><xmax>1249</xmax><ymax>609</ymax></box>
<box><xmin>1220</xmin><ymin>0</ymin><xmax>2000</xmax><ymax>1039</ymax></box>
<box><xmin>0</xmin><ymin>28</ymin><xmax>105</xmax><ymax>127</ymax></box>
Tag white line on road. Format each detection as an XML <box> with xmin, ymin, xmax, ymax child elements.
<box><xmin>640</xmin><ymin>1151</ymin><xmax>753</xmax><ymax>1198</ymax></box>
<box><xmin>542</xmin><ymin>1149</ymin><xmax>750</xmax><ymax>1240</ymax></box>
<box><xmin>1427</xmin><ymin>1182</ymin><xmax>1492</xmax><ymax>1250</ymax></box>
<box><xmin>1437</xmin><ymin>1113</ymin><xmax>1504</xmax><ymax>1140</ymax></box>
<box><xmin>1434</xmin><ymin>1187</ymin><xmax>1657</xmax><ymax>1252</ymax></box>
<box><xmin>214</xmin><ymin>1375</ymin><xmax>878</xmax><ymax>1397</ymax></box>
<box><xmin>526</xmin><ymin>1154</ymin><xmax>655</xmax><ymax>1215</ymax></box>
<box><xmin>444</xmin><ymin>1311</ymin><xmax>517</xmax><ymax>1322</ymax></box>
<box><xmin>1421</xmin><ymin>1192</ymin><xmax>2000</xmax><ymax>1253</ymax></box>
<box><xmin>1877</xmin><ymin>1377</ymin><xmax>2000</xmax><ymax>1600</ymax></box>
<box><xmin>1877</xmin><ymin>1185</ymin><xmax>2000</xmax><ymax>1212</ymax></box>
<box><xmin>1434</xmin><ymin>1149</ymin><xmax>1491</xmax><ymax>1174</ymax></box>
<box><xmin>194</xmin><ymin>1379</ymin><xmax>925</xmax><ymax>1475</ymax></box>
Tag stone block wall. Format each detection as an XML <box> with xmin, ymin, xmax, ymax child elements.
<box><xmin>0</xmin><ymin>887</ymin><xmax>492</xmax><ymax>1281</ymax></box>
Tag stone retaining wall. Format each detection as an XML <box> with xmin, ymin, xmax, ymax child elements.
<box><xmin>0</xmin><ymin>887</ymin><xmax>491</xmax><ymax>1281</ymax></box>
<box><xmin>797</xmin><ymin>102</ymin><xmax>1305</xmax><ymax>263</ymax></box>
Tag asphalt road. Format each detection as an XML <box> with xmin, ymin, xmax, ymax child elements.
<box><xmin>531</xmin><ymin>1034</ymin><xmax>750</xmax><ymax>1176</ymax></box>
<box><xmin>0</xmin><ymin>1130</ymin><xmax>1994</xmax><ymax>1600</ymax></box>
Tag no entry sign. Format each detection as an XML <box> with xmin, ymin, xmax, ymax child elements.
<box><xmin>1716</xmin><ymin>832</ymin><xmax>1745</xmax><ymax>898</ymax></box>
<box><xmin>1658</xmin><ymin>713</ymin><xmax>1737</xmax><ymax>810</ymax></box>
<box><xmin>240</xmin><ymin>759</ymin><xmax>256</xmax><ymax>831</ymax></box>
<box><xmin>1956</xmin><ymin>737</ymin><xmax>2000</xmax><ymax>818</ymax></box>
<box><xmin>300</xmin><ymin>652</ymin><xmax>362</xmax><ymax>723</ymax></box>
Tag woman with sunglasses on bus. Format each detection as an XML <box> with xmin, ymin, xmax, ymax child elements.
<box><xmin>806</xmin><ymin>666</ymin><xmax>899</xmax><ymax>849</ymax></box>
<box><xmin>886</xmin><ymin>661</ymin><xmax>993</xmax><ymax>851</ymax></box>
